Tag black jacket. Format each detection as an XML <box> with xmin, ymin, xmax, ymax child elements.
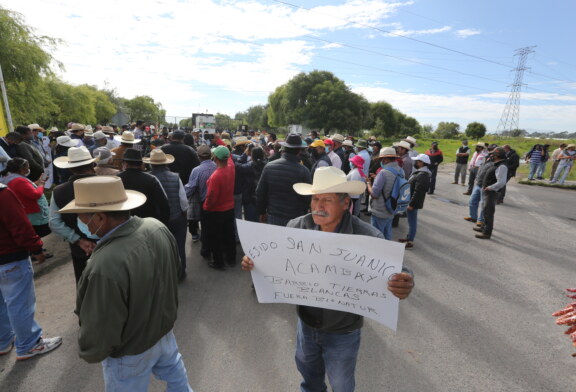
<box><xmin>256</xmin><ymin>153</ymin><xmax>311</xmax><ymax>220</ymax></box>
<box><xmin>408</xmin><ymin>168</ymin><xmax>430</xmax><ymax>209</ymax></box>
<box><xmin>160</xmin><ymin>142</ymin><xmax>200</xmax><ymax>185</ymax></box>
<box><xmin>117</xmin><ymin>169</ymin><xmax>170</xmax><ymax>225</ymax></box>
<box><xmin>505</xmin><ymin>149</ymin><xmax>520</xmax><ymax>177</ymax></box>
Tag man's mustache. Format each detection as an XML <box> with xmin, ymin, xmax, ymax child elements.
<box><xmin>312</xmin><ymin>210</ymin><xmax>329</xmax><ymax>217</ymax></box>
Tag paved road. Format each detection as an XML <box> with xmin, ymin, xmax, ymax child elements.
<box><xmin>1</xmin><ymin>167</ymin><xmax>575</xmax><ymax>392</ymax></box>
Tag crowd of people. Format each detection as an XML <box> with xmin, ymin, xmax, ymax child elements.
<box><xmin>0</xmin><ymin>120</ymin><xmax>573</xmax><ymax>391</ymax></box>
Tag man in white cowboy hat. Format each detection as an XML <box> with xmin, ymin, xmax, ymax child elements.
<box><xmin>145</xmin><ymin>149</ymin><xmax>189</xmax><ymax>280</ymax></box>
<box><xmin>366</xmin><ymin>147</ymin><xmax>402</xmax><ymax>240</ymax></box>
<box><xmin>256</xmin><ymin>134</ymin><xmax>311</xmax><ymax>227</ymax></box>
<box><xmin>49</xmin><ymin>146</ymin><xmax>98</xmax><ymax>283</ymax></box>
<box><xmin>101</xmin><ymin>126</ymin><xmax>119</xmax><ymax>149</ymax></box>
<box><xmin>59</xmin><ymin>176</ymin><xmax>194</xmax><ymax>391</ymax></box>
<box><xmin>160</xmin><ymin>130</ymin><xmax>200</xmax><ymax>185</ymax></box>
<box><xmin>404</xmin><ymin>136</ymin><xmax>418</xmax><ymax>158</ymax></box>
<box><xmin>393</xmin><ymin>140</ymin><xmax>413</xmax><ymax>179</ymax></box>
<box><xmin>242</xmin><ymin>167</ymin><xmax>414</xmax><ymax>392</ymax></box>
<box><xmin>111</xmin><ymin>130</ymin><xmax>141</xmax><ymax>170</ymax></box>
<box><xmin>69</xmin><ymin>123</ymin><xmax>86</xmax><ymax>147</ymax></box>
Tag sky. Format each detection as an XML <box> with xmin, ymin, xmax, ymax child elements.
<box><xmin>3</xmin><ymin>0</ymin><xmax>576</xmax><ymax>132</ymax></box>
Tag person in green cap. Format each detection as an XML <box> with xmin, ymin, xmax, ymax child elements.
<box><xmin>203</xmin><ymin>146</ymin><xmax>236</xmax><ymax>270</ymax></box>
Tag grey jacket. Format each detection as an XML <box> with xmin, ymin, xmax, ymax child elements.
<box><xmin>288</xmin><ymin>212</ymin><xmax>413</xmax><ymax>333</ymax></box>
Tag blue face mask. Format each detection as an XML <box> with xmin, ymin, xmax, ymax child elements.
<box><xmin>349</xmin><ymin>162</ymin><xmax>354</xmax><ymax>170</ymax></box>
<box><xmin>77</xmin><ymin>216</ymin><xmax>101</xmax><ymax>240</ymax></box>
<box><xmin>325</xmin><ymin>147</ymin><xmax>330</xmax><ymax>153</ymax></box>
<box><xmin>37</xmin><ymin>132</ymin><xmax>44</xmax><ymax>138</ymax></box>
<box><xmin>380</xmin><ymin>162</ymin><xmax>386</xmax><ymax>169</ymax></box>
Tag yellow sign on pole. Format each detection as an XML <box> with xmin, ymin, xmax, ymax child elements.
<box><xmin>0</xmin><ymin>105</ymin><xmax>8</xmax><ymax>137</ymax></box>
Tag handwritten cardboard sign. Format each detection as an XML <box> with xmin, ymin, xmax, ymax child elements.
<box><xmin>237</xmin><ymin>219</ymin><xmax>405</xmax><ymax>331</ymax></box>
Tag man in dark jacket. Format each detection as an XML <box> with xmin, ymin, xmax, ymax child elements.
<box><xmin>475</xmin><ymin>147</ymin><xmax>508</xmax><ymax>240</ymax></box>
<box><xmin>497</xmin><ymin>144</ymin><xmax>520</xmax><ymax>204</ymax></box>
<box><xmin>160</xmin><ymin>130</ymin><xmax>200</xmax><ymax>185</ymax></box>
<box><xmin>145</xmin><ymin>149</ymin><xmax>189</xmax><ymax>280</ymax></box>
<box><xmin>309</xmin><ymin>139</ymin><xmax>332</xmax><ymax>176</ymax></box>
<box><xmin>256</xmin><ymin>134</ymin><xmax>311</xmax><ymax>227</ymax></box>
<box><xmin>399</xmin><ymin>154</ymin><xmax>431</xmax><ymax>249</ymax></box>
<box><xmin>50</xmin><ymin>146</ymin><xmax>98</xmax><ymax>283</ymax></box>
<box><xmin>243</xmin><ymin>167</ymin><xmax>413</xmax><ymax>392</ymax></box>
<box><xmin>0</xmin><ymin>183</ymin><xmax>62</xmax><ymax>361</ymax></box>
<box><xmin>117</xmin><ymin>149</ymin><xmax>170</xmax><ymax>225</ymax></box>
<box><xmin>425</xmin><ymin>141</ymin><xmax>443</xmax><ymax>194</ymax></box>
<box><xmin>15</xmin><ymin>126</ymin><xmax>45</xmax><ymax>182</ymax></box>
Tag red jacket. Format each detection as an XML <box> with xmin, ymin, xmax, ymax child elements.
<box><xmin>0</xmin><ymin>185</ymin><xmax>43</xmax><ymax>259</ymax></box>
<box><xmin>7</xmin><ymin>177</ymin><xmax>44</xmax><ymax>214</ymax></box>
<box><xmin>203</xmin><ymin>156</ymin><xmax>235</xmax><ymax>212</ymax></box>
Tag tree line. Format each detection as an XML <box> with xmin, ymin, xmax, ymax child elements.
<box><xmin>1</xmin><ymin>7</ymin><xmax>166</xmax><ymax>128</ymax></box>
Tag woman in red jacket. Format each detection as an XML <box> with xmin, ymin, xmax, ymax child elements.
<box><xmin>1</xmin><ymin>158</ymin><xmax>51</xmax><ymax>240</ymax></box>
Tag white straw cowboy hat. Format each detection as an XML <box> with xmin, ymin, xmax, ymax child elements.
<box><xmin>59</xmin><ymin>176</ymin><xmax>146</xmax><ymax>214</ymax></box>
<box><xmin>56</xmin><ymin>135</ymin><xmax>80</xmax><ymax>148</ymax></box>
<box><xmin>379</xmin><ymin>147</ymin><xmax>397</xmax><ymax>158</ymax></box>
<box><xmin>293</xmin><ymin>167</ymin><xmax>366</xmax><ymax>196</ymax></box>
<box><xmin>404</xmin><ymin>136</ymin><xmax>417</xmax><ymax>145</ymax></box>
<box><xmin>53</xmin><ymin>146</ymin><xmax>95</xmax><ymax>168</ymax></box>
<box><xmin>27</xmin><ymin>123</ymin><xmax>43</xmax><ymax>131</ymax></box>
<box><xmin>331</xmin><ymin>133</ymin><xmax>345</xmax><ymax>143</ymax></box>
<box><xmin>70</xmin><ymin>123</ymin><xmax>86</xmax><ymax>132</ymax></box>
<box><xmin>142</xmin><ymin>149</ymin><xmax>175</xmax><ymax>165</ymax></box>
<box><xmin>114</xmin><ymin>131</ymin><xmax>141</xmax><ymax>144</ymax></box>
<box><xmin>393</xmin><ymin>140</ymin><xmax>411</xmax><ymax>150</ymax></box>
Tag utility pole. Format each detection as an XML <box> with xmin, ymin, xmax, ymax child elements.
<box><xmin>0</xmin><ymin>64</ymin><xmax>14</xmax><ymax>133</ymax></box>
<box><xmin>496</xmin><ymin>46</ymin><xmax>536</xmax><ymax>136</ymax></box>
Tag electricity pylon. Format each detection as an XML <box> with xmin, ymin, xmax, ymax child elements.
<box><xmin>496</xmin><ymin>46</ymin><xmax>536</xmax><ymax>135</ymax></box>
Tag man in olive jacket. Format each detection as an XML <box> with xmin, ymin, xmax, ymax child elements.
<box><xmin>59</xmin><ymin>176</ymin><xmax>193</xmax><ymax>391</ymax></box>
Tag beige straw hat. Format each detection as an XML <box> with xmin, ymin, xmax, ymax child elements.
<box><xmin>59</xmin><ymin>176</ymin><xmax>146</xmax><ymax>214</ymax></box>
<box><xmin>142</xmin><ymin>149</ymin><xmax>175</xmax><ymax>165</ymax></box>
<box><xmin>293</xmin><ymin>167</ymin><xmax>366</xmax><ymax>196</ymax></box>
<box><xmin>53</xmin><ymin>146</ymin><xmax>95</xmax><ymax>168</ymax></box>
<box><xmin>114</xmin><ymin>131</ymin><xmax>141</xmax><ymax>144</ymax></box>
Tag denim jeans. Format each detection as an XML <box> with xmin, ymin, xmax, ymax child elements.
<box><xmin>102</xmin><ymin>330</ymin><xmax>193</xmax><ymax>392</ymax></box>
<box><xmin>536</xmin><ymin>162</ymin><xmax>547</xmax><ymax>178</ymax></box>
<box><xmin>370</xmin><ymin>215</ymin><xmax>394</xmax><ymax>240</ymax></box>
<box><xmin>295</xmin><ymin>319</ymin><xmax>361</xmax><ymax>392</ymax></box>
<box><xmin>406</xmin><ymin>208</ymin><xmax>418</xmax><ymax>241</ymax></box>
<box><xmin>0</xmin><ymin>258</ymin><xmax>42</xmax><ymax>356</ymax></box>
<box><xmin>528</xmin><ymin>162</ymin><xmax>539</xmax><ymax>179</ymax></box>
<box><xmin>468</xmin><ymin>185</ymin><xmax>485</xmax><ymax>223</ymax></box>
<box><xmin>552</xmin><ymin>163</ymin><xmax>572</xmax><ymax>184</ymax></box>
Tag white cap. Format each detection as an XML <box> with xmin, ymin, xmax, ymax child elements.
<box><xmin>411</xmin><ymin>153</ymin><xmax>431</xmax><ymax>165</ymax></box>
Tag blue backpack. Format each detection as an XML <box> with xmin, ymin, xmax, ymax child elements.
<box><xmin>383</xmin><ymin>167</ymin><xmax>411</xmax><ymax>215</ymax></box>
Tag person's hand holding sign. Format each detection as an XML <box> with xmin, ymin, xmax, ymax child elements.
<box><xmin>241</xmin><ymin>256</ymin><xmax>414</xmax><ymax>300</ymax></box>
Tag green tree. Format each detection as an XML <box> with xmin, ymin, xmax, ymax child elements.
<box><xmin>78</xmin><ymin>85</ymin><xmax>116</xmax><ymax>124</ymax></box>
<box><xmin>0</xmin><ymin>6</ymin><xmax>60</xmax><ymax>125</ymax></box>
<box><xmin>125</xmin><ymin>95</ymin><xmax>165</xmax><ymax>123</ymax></box>
<box><xmin>267</xmin><ymin>70</ymin><xmax>367</xmax><ymax>134</ymax></box>
<box><xmin>434</xmin><ymin>121</ymin><xmax>461</xmax><ymax>139</ymax></box>
<box><xmin>45</xmin><ymin>78</ymin><xmax>96</xmax><ymax>125</ymax></box>
<box><xmin>465</xmin><ymin>122</ymin><xmax>487</xmax><ymax>140</ymax></box>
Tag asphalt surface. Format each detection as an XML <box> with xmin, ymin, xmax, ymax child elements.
<box><xmin>1</xmin><ymin>166</ymin><xmax>575</xmax><ymax>392</ymax></box>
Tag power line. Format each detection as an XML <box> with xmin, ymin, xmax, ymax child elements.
<box><xmin>268</xmin><ymin>0</ymin><xmax>514</xmax><ymax>69</ymax></box>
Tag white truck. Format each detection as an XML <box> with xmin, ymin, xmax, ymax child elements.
<box><xmin>192</xmin><ymin>113</ymin><xmax>216</xmax><ymax>134</ymax></box>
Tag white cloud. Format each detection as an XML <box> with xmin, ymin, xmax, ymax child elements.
<box><xmin>456</xmin><ymin>29</ymin><xmax>481</xmax><ymax>38</ymax></box>
<box><xmin>353</xmin><ymin>86</ymin><xmax>576</xmax><ymax>131</ymax></box>
<box><xmin>387</xmin><ymin>25</ymin><xmax>451</xmax><ymax>37</ymax></box>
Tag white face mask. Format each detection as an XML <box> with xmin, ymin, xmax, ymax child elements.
<box><xmin>25</xmin><ymin>169</ymin><xmax>31</xmax><ymax>177</ymax></box>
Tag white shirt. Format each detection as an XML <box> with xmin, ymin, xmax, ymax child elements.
<box><xmin>328</xmin><ymin>150</ymin><xmax>342</xmax><ymax>170</ymax></box>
